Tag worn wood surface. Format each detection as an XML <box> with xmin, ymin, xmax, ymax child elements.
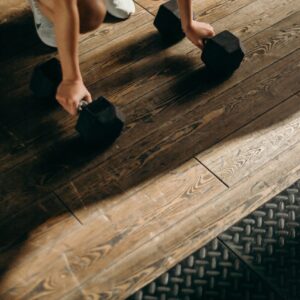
<box><xmin>1</xmin><ymin>0</ymin><xmax>298</xmax><ymax>221</ymax></box>
<box><xmin>0</xmin><ymin>0</ymin><xmax>300</xmax><ymax>299</ymax></box>
<box><xmin>198</xmin><ymin>93</ymin><xmax>300</xmax><ymax>185</ymax></box>
<box><xmin>69</xmin><ymin>119</ymin><xmax>300</xmax><ymax>300</ymax></box>
<box><xmin>0</xmin><ymin>161</ymin><xmax>227</xmax><ymax>299</ymax></box>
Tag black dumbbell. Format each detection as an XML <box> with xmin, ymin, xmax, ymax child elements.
<box><xmin>154</xmin><ymin>0</ymin><xmax>244</xmax><ymax>75</ymax></box>
<box><xmin>30</xmin><ymin>58</ymin><xmax>124</xmax><ymax>145</ymax></box>
<box><xmin>154</xmin><ymin>0</ymin><xmax>185</xmax><ymax>42</ymax></box>
<box><xmin>201</xmin><ymin>30</ymin><xmax>245</xmax><ymax>75</ymax></box>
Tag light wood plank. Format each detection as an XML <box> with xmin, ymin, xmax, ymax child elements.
<box><xmin>0</xmin><ymin>160</ymin><xmax>226</xmax><ymax>299</ymax></box>
<box><xmin>65</xmin><ymin>118</ymin><xmax>300</xmax><ymax>300</ymax></box>
<box><xmin>0</xmin><ymin>194</ymin><xmax>81</xmax><ymax>298</ymax></box>
<box><xmin>198</xmin><ymin>93</ymin><xmax>300</xmax><ymax>186</ymax></box>
<box><xmin>0</xmin><ymin>123</ymin><xmax>28</xmax><ymax>173</ymax></box>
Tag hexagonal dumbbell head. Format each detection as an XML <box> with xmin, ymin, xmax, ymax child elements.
<box><xmin>76</xmin><ymin>97</ymin><xmax>125</xmax><ymax>145</ymax></box>
<box><xmin>154</xmin><ymin>0</ymin><xmax>185</xmax><ymax>42</ymax></box>
<box><xmin>30</xmin><ymin>58</ymin><xmax>62</xmax><ymax>98</ymax></box>
<box><xmin>201</xmin><ymin>31</ymin><xmax>245</xmax><ymax>75</ymax></box>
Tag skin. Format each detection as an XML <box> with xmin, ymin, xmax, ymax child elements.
<box><xmin>37</xmin><ymin>0</ymin><xmax>215</xmax><ymax>115</ymax></box>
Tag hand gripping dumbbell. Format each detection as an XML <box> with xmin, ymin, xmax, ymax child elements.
<box><xmin>30</xmin><ymin>58</ymin><xmax>124</xmax><ymax>145</ymax></box>
<box><xmin>154</xmin><ymin>0</ymin><xmax>245</xmax><ymax>75</ymax></box>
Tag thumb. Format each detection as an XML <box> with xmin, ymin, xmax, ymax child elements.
<box><xmin>197</xmin><ymin>39</ymin><xmax>204</xmax><ymax>50</ymax></box>
<box><xmin>84</xmin><ymin>91</ymin><xmax>92</xmax><ymax>103</ymax></box>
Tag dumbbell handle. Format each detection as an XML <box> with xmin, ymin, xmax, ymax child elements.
<box><xmin>78</xmin><ymin>100</ymin><xmax>89</xmax><ymax>112</ymax></box>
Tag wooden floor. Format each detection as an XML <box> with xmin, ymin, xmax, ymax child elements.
<box><xmin>0</xmin><ymin>0</ymin><xmax>300</xmax><ymax>299</ymax></box>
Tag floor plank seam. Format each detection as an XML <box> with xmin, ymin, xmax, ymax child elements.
<box><xmin>193</xmin><ymin>157</ymin><xmax>229</xmax><ymax>188</ymax></box>
<box><xmin>2</xmin><ymin>7</ymin><xmax>298</xmax><ymax>179</ymax></box>
<box><xmin>134</xmin><ymin>1</ymin><xmax>155</xmax><ymax>17</ymax></box>
<box><xmin>52</xmin><ymin>191</ymin><xmax>83</xmax><ymax>226</ymax></box>
<box><xmin>50</xmin><ymin>51</ymin><xmax>300</xmax><ymax>202</ymax></box>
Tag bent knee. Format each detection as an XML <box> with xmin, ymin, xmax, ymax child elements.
<box><xmin>79</xmin><ymin>0</ymin><xmax>106</xmax><ymax>33</ymax></box>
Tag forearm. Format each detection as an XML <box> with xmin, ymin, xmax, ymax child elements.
<box><xmin>52</xmin><ymin>0</ymin><xmax>81</xmax><ymax>81</ymax></box>
<box><xmin>177</xmin><ymin>0</ymin><xmax>193</xmax><ymax>32</ymax></box>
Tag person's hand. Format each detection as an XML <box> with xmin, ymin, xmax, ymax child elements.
<box><xmin>56</xmin><ymin>79</ymin><xmax>92</xmax><ymax>115</ymax></box>
<box><xmin>184</xmin><ymin>21</ymin><xmax>215</xmax><ymax>49</ymax></box>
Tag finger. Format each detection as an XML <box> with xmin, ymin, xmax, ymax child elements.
<box><xmin>65</xmin><ymin>102</ymin><xmax>76</xmax><ymax>116</ymax></box>
<box><xmin>84</xmin><ymin>92</ymin><xmax>92</xmax><ymax>103</ymax></box>
<box><xmin>208</xmin><ymin>29</ymin><xmax>215</xmax><ymax>37</ymax></box>
<box><xmin>72</xmin><ymin>100</ymin><xmax>80</xmax><ymax>115</ymax></box>
<box><xmin>196</xmin><ymin>39</ymin><xmax>204</xmax><ymax>50</ymax></box>
<box><xmin>64</xmin><ymin>103</ymin><xmax>75</xmax><ymax>116</ymax></box>
<box><xmin>56</xmin><ymin>96</ymin><xmax>70</xmax><ymax>114</ymax></box>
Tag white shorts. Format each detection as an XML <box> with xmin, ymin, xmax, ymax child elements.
<box><xmin>28</xmin><ymin>0</ymin><xmax>57</xmax><ymax>48</ymax></box>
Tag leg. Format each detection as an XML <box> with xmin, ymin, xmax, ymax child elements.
<box><xmin>37</xmin><ymin>0</ymin><xmax>106</xmax><ymax>34</ymax></box>
<box><xmin>77</xmin><ymin>0</ymin><xmax>106</xmax><ymax>33</ymax></box>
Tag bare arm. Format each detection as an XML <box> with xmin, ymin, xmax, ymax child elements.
<box><xmin>177</xmin><ymin>0</ymin><xmax>193</xmax><ymax>32</ymax></box>
<box><xmin>177</xmin><ymin>0</ymin><xmax>215</xmax><ymax>48</ymax></box>
<box><xmin>40</xmin><ymin>0</ymin><xmax>92</xmax><ymax>115</ymax></box>
<box><xmin>53</xmin><ymin>0</ymin><xmax>81</xmax><ymax>81</ymax></box>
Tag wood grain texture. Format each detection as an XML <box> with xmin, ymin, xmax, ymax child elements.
<box><xmin>0</xmin><ymin>1</ymin><xmax>298</xmax><ymax>220</ymax></box>
<box><xmin>135</xmin><ymin>0</ymin><xmax>253</xmax><ymax>17</ymax></box>
<box><xmin>57</xmin><ymin>47</ymin><xmax>300</xmax><ymax>222</ymax></box>
<box><xmin>63</xmin><ymin>99</ymin><xmax>300</xmax><ymax>300</ymax></box>
<box><xmin>3</xmin><ymin>0</ymin><xmax>297</xmax><ymax>161</ymax></box>
<box><xmin>0</xmin><ymin>160</ymin><xmax>226</xmax><ymax>299</ymax></box>
<box><xmin>1</xmin><ymin>13</ymin><xmax>297</xmax><ymax>225</ymax></box>
<box><xmin>0</xmin><ymin>194</ymin><xmax>81</xmax><ymax>298</ymax></box>
<box><xmin>0</xmin><ymin>5</ymin><xmax>152</xmax><ymax>95</ymax></box>
<box><xmin>198</xmin><ymin>93</ymin><xmax>300</xmax><ymax>186</ymax></box>
<box><xmin>0</xmin><ymin>0</ymin><xmax>300</xmax><ymax>298</ymax></box>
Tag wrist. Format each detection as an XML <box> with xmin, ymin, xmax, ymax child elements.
<box><xmin>182</xmin><ymin>20</ymin><xmax>194</xmax><ymax>34</ymax></box>
<box><xmin>62</xmin><ymin>72</ymin><xmax>82</xmax><ymax>82</ymax></box>
<box><xmin>61</xmin><ymin>60</ymin><xmax>82</xmax><ymax>81</ymax></box>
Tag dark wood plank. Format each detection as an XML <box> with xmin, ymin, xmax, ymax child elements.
<box><xmin>0</xmin><ymin>9</ymin><xmax>298</xmax><ymax>225</ymax></box>
<box><xmin>0</xmin><ymin>123</ymin><xmax>28</xmax><ymax>173</ymax></box>
<box><xmin>0</xmin><ymin>0</ymin><xmax>297</xmax><ymax>179</ymax></box>
<box><xmin>135</xmin><ymin>0</ymin><xmax>252</xmax><ymax>16</ymax></box>
<box><xmin>56</xmin><ymin>46</ymin><xmax>300</xmax><ymax>222</ymax></box>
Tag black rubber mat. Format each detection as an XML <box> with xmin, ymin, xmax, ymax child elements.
<box><xmin>128</xmin><ymin>180</ymin><xmax>300</xmax><ymax>300</ymax></box>
<box><xmin>220</xmin><ymin>182</ymin><xmax>300</xmax><ymax>300</ymax></box>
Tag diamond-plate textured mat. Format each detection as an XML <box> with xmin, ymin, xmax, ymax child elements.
<box><xmin>128</xmin><ymin>239</ymin><xmax>280</xmax><ymax>300</ymax></box>
<box><xmin>220</xmin><ymin>181</ymin><xmax>300</xmax><ymax>300</ymax></box>
<box><xmin>128</xmin><ymin>180</ymin><xmax>300</xmax><ymax>300</ymax></box>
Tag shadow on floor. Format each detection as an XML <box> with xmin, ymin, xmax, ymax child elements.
<box><xmin>0</xmin><ymin>8</ymin><xmax>299</xmax><ymax>298</ymax></box>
